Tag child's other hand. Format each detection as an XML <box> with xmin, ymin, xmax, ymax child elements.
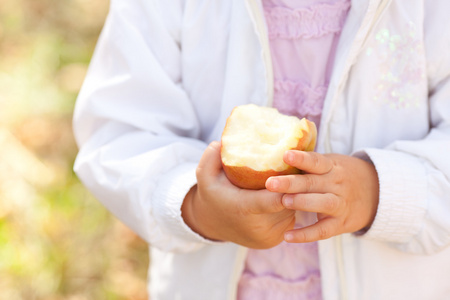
<box><xmin>181</xmin><ymin>141</ymin><xmax>296</xmax><ymax>249</ymax></box>
<box><xmin>265</xmin><ymin>151</ymin><xmax>379</xmax><ymax>243</ymax></box>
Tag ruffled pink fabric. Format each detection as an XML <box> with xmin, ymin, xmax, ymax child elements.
<box><xmin>273</xmin><ymin>80</ymin><xmax>328</xmax><ymax>126</ymax></box>
<box><xmin>264</xmin><ymin>0</ymin><xmax>351</xmax><ymax>39</ymax></box>
<box><xmin>238</xmin><ymin>210</ymin><xmax>323</xmax><ymax>300</ymax></box>
<box><xmin>264</xmin><ymin>0</ymin><xmax>351</xmax><ymax>129</ymax></box>
<box><xmin>238</xmin><ymin>271</ymin><xmax>321</xmax><ymax>300</ymax></box>
<box><xmin>237</xmin><ymin>1</ymin><xmax>351</xmax><ymax>299</ymax></box>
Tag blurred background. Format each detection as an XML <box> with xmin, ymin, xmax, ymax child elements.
<box><xmin>0</xmin><ymin>0</ymin><xmax>149</xmax><ymax>299</ymax></box>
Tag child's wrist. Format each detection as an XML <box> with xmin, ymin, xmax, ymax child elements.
<box><xmin>181</xmin><ymin>185</ymin><xmax>199</xmax><ymax>233</ymax></box>
<box><xmin>181</xmin><ymin>185</ymin><xmax>219</xmax><ymax>241</ymax></box>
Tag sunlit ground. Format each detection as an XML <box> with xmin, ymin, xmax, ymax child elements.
<box><xmin>0</xmin><ymin>1</ymin><xmax>149</xmax><ymax>299</ymax></box>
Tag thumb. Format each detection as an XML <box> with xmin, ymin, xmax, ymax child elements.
<box><xmin>196</xmin><ymin>141</ymin><xmax>223</xmax><ymax>182</ymax></box>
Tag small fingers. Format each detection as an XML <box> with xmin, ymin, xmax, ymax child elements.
<box><xmin>266</xmin><ymin>173</ymin><xmax>325</xmax><ymax>194</ymax></box>
<box><xmin>282</xmin><ymin>193</ymin><xmax>340</xmax><ymax>215</ymax></box>
<box><xmin>284</xmin><ymin>218</ymin><xmax>339</xmax><ymax>243</ymax></box>
<box><xmin>284</xmin><ymin>151</ymin><xmax>333</xmax><ymax>175</ymax></box>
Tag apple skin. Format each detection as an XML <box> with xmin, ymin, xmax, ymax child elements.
<box><xmin>222</xmin><ymin>164</ymin><xmax>302</xmax><ymax>190</ymax></box>
<box><xmin>221</xmin><ymin>120</ymin><xmax>317</xmax><ymax>190</ymax></box>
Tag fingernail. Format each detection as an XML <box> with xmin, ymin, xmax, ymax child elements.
<box><xmin>285</xmin><ymin>232</ymin><xmax>294</xmax><ymax>242</ymax></box>
<box><xmin>283</xmin><ymin>195</ymin><xmax>293</xmax><ymax>208</ymax></box>
<box><xmin>285</xmin><ymin>151</ymin><xmax>294</xmax><ymax>163</ymax></box>
<box><xmin>268</xmin><ymin>178</ymin><xmax>279</xmax><ymax>190</ymax></box>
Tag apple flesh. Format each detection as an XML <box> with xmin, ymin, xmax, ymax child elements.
<box><xmin>220</xmin><ymin>104</ymin><xmax>317</xmax><ymax>190</ymax></box>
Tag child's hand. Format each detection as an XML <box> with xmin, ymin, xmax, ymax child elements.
<box><xmin>181</xmin><ymin>141</ymin><xmax>296</xmax><ymax>249</ymax></box>
<box><xmin>265</xmin><ymin>151</ymin><xmax>379</xmax><ymax>243</ymax></box>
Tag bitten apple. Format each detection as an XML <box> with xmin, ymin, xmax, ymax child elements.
<box><xmin>220</xmin><ymin>104</ymin><xmax>317</xmax><ymax>190</ymax></box>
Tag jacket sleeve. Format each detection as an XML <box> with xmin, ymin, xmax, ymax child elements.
<box><xmin>73</xmin><ymin>0</ymin><xmax>216</xmax><ymax>252</ymax></box>
<box><xmin>354</xmin><ymin>6</ymin><xmax>450</xmax><ymax>255</ymax></box>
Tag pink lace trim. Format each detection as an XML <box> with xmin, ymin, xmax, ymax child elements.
<box><xmin>238</xmin><ymin>270</ymin><xmax>322</xmax><ymax>300</ymax></box>
<box><xmin>264</xmin><ymin>0</ymin><xmax>351</xmax><ymax>39</ymax></box>
<box><xmin>273</xmin><ymin>80</ymin><xmax>327</xmax><ymax>118</ymax></box>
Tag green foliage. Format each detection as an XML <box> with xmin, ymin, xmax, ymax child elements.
<box><xmin>0</xmin><ymin>1</ymin><xmax>149</xmax><ymax>299</ymax></box>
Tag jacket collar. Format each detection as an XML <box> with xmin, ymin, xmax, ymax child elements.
<box><xmin>319</xmin><ymin>0</ymin><xmax>393</xmax><ymax>153</ymax></box>
<box><xmin>244</xmin><ymin>0</ymin><xmax>274</xmax><ymax>106</ymax></box>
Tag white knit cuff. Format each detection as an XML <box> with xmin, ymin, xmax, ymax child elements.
<box><xmin>353</xmin><ymin>149</ymin><xmax>427</xmax><ymax>243</ymax></box>
<box><xmin>152</xmin><ymin>162</ymin><xmax>219</xmax><ymax>248</ymax></box>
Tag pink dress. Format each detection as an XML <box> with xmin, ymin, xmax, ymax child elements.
<box><xmin>237</xmin><ymin>0</ymin><xmax>351</xmax><ymax>299</ymax></box>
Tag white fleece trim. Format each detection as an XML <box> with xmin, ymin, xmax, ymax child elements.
<box><xmin>152</xmin><ymin>162</ymin><xmax>219</xmax><ymax>248</ymax></box>
<box><xmin>353</xmin><ymin>149</ymin><xmax>427</xmax><ymax>243</ymax></box>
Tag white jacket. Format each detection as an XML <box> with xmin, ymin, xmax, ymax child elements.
<box><xmin>73</xmin><ymin>0</ymin><xmax>450</xmax><ymax>299</ymax></box>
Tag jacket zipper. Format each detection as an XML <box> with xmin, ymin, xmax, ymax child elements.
<box><xmin>228</xmin><ymin>246</ymin><xmax>248</xmax><ymax>300</ymax></box>
<box><xmin>328</xmin><ymin>1</ymin><xmax>392</xmax><ymax>299</ymax></box>
<box><xmin>244</xmin><ymin>0</ymin><xmax>274</xmax><ymax>106</ymax></box>
<box><xmin>227</xmin><ymin>3</ymin><xmax>272</xmax><ymax>299</ymax></box>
